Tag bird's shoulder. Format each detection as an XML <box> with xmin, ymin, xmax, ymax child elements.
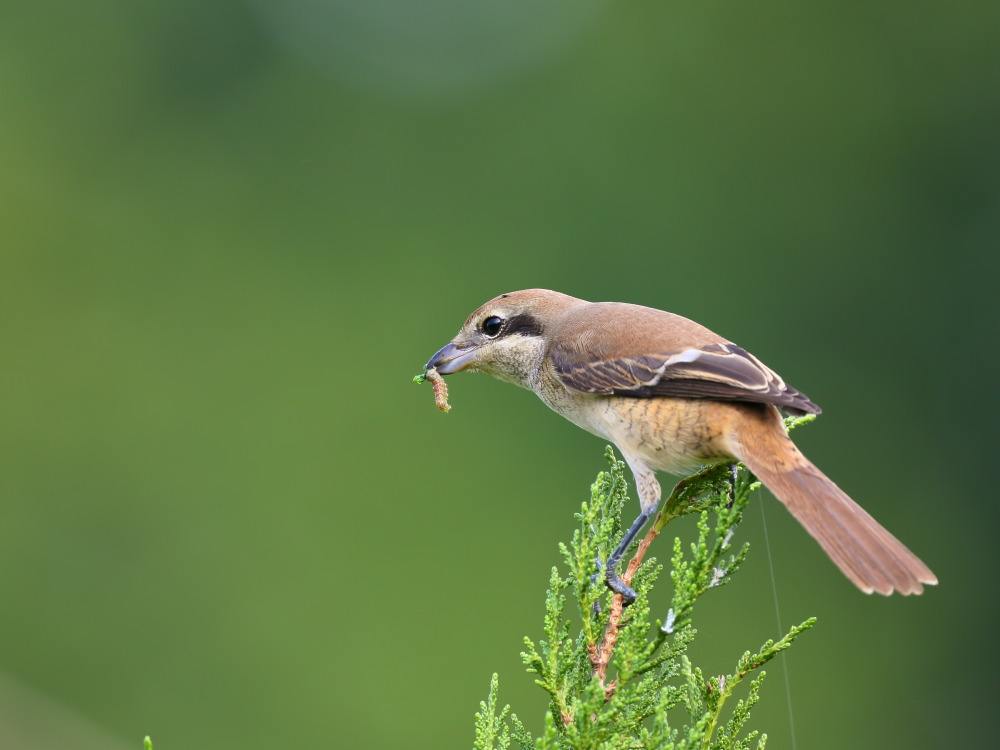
<box><xmin>548</xmin><ymin>302</ymin><xmax>726</xmax><ymax>362</ymax></box>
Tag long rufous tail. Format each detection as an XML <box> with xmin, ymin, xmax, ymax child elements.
<box><xmin>732</xmin><ymin>409</ymin><xmax>937</xmax><ymax>595</ymax></box>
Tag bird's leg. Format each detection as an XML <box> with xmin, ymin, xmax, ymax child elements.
<box><xmin>606</xmin><ymin>456</ymin><xmax>662</xmax><ymax>606</ymax></box>
<box><xmin>605</xmin><ymin>509</ymin><xmax>651</xmax><ymax>606</ymax></box>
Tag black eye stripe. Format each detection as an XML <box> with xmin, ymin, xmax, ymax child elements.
<box><xmin>480</xmin><ymin>313</ymin><xmax>543</xmax><ymax>338</ymax></box>
<box><xmin>503</xmin><ymin>314</ymin><xmax>543</xmax><ymax>337</ymax></box>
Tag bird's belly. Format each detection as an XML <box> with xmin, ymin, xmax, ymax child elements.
<box><xmin>541</xmin><ymin>389</ymin><xmax>735</xmax><ymax>477</ymax></box>
<box><xmin>635</xmin><ymin>435</ymin><xmax>719</xmax><ymax>476</ymax></box>
<box><xmin>600</xmin><ymin>397</ymin><xmax>735</xmax><ymax>475</ymax></box>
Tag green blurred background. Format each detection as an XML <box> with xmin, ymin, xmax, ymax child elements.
<box><xmin>1</xmin><ymin>1</ymin><xmax>997</xmax><ymax>747</ymax></box>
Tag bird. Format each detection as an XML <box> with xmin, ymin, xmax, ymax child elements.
<box><xmin>424</xmin><ymin>289</ymin><xmax>936</xmax><ymax>603</ymax></box>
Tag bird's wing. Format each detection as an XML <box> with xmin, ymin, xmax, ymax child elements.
<box><xmin>549</xmin><ymin>303</ymin><xmax>821</xmax><ymax>415</ymax></box>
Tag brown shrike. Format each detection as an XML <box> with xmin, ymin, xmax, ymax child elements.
<box><xmin>425</xmin><ymin>289</ymin><xmax>936</xmax><ymax>602</ymax></box>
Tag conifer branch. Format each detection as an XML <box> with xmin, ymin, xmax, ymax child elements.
<box><xmin>474</xmin><ymin>418</ymin><xmax>817</xmax><ymax>749</ymax></box>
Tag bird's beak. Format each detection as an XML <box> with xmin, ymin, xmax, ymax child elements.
<box><xmin>425</xmin><ymin>342</ymin><xmax>478</xmax><ymax>375</ymax></box>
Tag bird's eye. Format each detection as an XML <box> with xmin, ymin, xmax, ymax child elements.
<box><xmin>481</xmin><ymin>315</ymin><xmax>504</xmax><ymax>337</ymax></box>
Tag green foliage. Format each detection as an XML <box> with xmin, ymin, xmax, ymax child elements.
<box><xmin>473</xmin><ymin>673</ymin><xmax>534</xmax><ymax>750</ymax></box>
<box><xmin>474</xmin><ymin>422</ymin><xmax>816</xmax><ymax>750</ymax></box>
<box><xmin>144</xmin><ymin>737</ymin><xmax>153</xmax><ymax>750</ymax></box>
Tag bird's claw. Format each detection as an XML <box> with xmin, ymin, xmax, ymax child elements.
<box><xmin>606</xmin><ymin>568</ymin><xmax>637</xmax><ymax>606</ymax></box>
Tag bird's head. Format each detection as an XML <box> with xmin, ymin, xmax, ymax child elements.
<box><xmin>425</xmin><ymin>289</ymin><xmax>583</xmax><ymax>388</ymax></box>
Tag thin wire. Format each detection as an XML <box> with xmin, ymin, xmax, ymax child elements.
<box><xmin>759</xmin><ymin>499</ymin><xmax>797</xmax><ymax>750</ymax></box>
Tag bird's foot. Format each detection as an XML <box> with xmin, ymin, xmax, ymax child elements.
<box><xmin>606</xmin><ymin>567</ymin><xmax>637</xmax><ymax>606</ymax></box>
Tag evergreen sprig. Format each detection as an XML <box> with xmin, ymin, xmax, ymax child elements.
<box><xmin>475</xmin><ymin>417</ymin><xmax>816</xmax><ymax>749</ymax></box>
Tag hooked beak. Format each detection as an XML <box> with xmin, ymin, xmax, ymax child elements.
<box><xmin>425</xmin><ymin>342</ymin><xmax>478</xmax><ymax>375</ymax></box>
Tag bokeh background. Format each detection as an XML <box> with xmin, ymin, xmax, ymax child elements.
<box><xmin>2</xmin><ymin>1</ymin><xmax>997</xmax><ymax>747</ymax></box>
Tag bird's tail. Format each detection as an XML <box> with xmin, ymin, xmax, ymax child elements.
<box><xmin>731</xmin><ymin>408</ymin><xmax>937</xmax><ymax>595</ymax></box>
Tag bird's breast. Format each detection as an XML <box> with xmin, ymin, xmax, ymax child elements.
<box><xmin>533</xmin><ymin>367</ymin><xmax>615</xmax><ymax>441</ymax></box>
